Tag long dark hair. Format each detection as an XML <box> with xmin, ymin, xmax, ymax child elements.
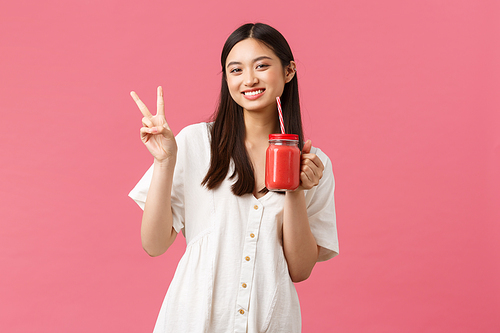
<box><xmin>202</xmin><ymin>23</ymin><xmax>304</xmax><ymax>195</ymax></box>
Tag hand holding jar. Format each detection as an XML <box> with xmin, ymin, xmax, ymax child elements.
<box><xmin>297</xmin><ymin>139</ymin><xmax>324</xmax><ymax>191</ymax></box>
<box><xmin>265</xmin><ymin>136</ymin><xmax>324</xmax><ymax>191</ymax></box>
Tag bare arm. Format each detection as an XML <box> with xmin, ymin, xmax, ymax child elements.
<box><xmin>282</xmin><ymin>140</ymin><xmax>324</xmax><ymax>282</ymax></box>
<box><xmin>131</xmin><ymin>86</ymin><xmax>178</xmax><ymax>256</ymax></box>
<box><xmin>141</xmin><ymin>159</ymin><xmax>178</xmax><ymax>256</ymax></box>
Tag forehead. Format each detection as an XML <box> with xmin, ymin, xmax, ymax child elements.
<box><xmin>226</xmin><ymin>38</ymin><xmax>277</xmax><ymax>64</ymax></box>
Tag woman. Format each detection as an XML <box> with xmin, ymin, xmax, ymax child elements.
<box><xmin>129</xmin><ymin>23</ymin><xmax>339</xmax><ymax>333</ymax></box>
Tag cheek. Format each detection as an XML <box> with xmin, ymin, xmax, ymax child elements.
<box><xmin>226</xmin><ymin>78</ymin><xmax>239</xmax><ymax>97</ymax></box>
<box><xmin>267</xmin><ymin>70</ymin><xmax>286</xmax><ymax>88</ymax></box>
<box><xmin>267</xmin><ymin>75</ymin><xmax>286</xmax><ymax>95</ymax></box>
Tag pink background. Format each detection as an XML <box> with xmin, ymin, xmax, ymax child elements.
<box><xmin>1</xmin><ymin>0</ymin><xmax>499</xmax><ymax>332</ymax></box>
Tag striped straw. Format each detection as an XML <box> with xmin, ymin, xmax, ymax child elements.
<box><xmin>276</xmin><ymin>97</ymin><xmax>285</xmax><ymax>134</ymax></box>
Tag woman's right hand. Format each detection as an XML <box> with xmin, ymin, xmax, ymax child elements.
<box><xmin>130</xmin><ymin>86</ymin><xmax>177</xmax><ymax>164</ymax></box>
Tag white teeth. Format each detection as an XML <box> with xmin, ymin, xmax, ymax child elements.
<box><xmin>244</xmin><ymin>89</ymin><xmax>264</xmax><ymax>96</ymax></box>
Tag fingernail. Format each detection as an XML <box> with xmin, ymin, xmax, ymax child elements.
<box><xmin>152</xmin><ymin>127</ymin><xmax>158</xmax><ymax>133</ymax></box>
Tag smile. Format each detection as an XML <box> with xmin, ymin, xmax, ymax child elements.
<box><xmin>243</xmin><ymin>89</ymin><xmax>265</xmax><ymax>96</ymax></box>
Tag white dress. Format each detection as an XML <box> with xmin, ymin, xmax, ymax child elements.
<box><xmin>129</xmin><ymin>122</ymin><xmax>339</xmax><ymax>333</ymax></box>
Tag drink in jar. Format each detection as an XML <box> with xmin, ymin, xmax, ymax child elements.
<box><xmin>265</xmin><ymin>134</ymin><xmax>300</xmax><ymax>191</ymax></box>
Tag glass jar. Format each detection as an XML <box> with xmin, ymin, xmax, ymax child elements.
<box><xmin>265</xmin><ymin>134</ymin><xmax>300</xmax><ymax>191</ymax></box>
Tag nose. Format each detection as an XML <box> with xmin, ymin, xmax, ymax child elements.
<box><xmin>243</xmin><ymin>70</ymin><xmax>258</xmax><ymax>86</ymax></box>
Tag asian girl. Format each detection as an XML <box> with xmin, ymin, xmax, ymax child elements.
<box><xmin>129</xmin><ymin>23</ymin><xmax>338</xmax><ymax>333</ymax></box>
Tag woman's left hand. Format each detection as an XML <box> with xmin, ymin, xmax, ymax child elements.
<box><xmin>296</xmin><ymin>140</ymin><xmax>324</xmax><ymax>191</ymax></box>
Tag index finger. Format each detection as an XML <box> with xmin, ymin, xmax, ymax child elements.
<box><xmin>130</xmin><ymin>91</ymin><xmax>153</xmax><ymax>118</ymax></box>
<box><xmin>157</xmin><ymin>86</ymin><xmax>165</xmax><ymax>116</ymax></box>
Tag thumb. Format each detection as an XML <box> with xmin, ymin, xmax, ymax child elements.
<box><xmin>302</xmin><ymin>139</ymin><xmax>312</xmax><ymax>154</ymax></box>
<box><xmin>151</xmin><ymin>123</ymin><xmax>169</xmax><ymax>134</ymax></box>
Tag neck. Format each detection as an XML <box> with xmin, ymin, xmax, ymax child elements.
<box><xmin>243</xmin><ymin>108</ymin><xmax>279</xmax><ymax>145</ymax></box>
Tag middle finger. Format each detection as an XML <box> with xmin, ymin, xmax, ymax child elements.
<box><xmin>157</xmin><ymin>86</ymin><xmax>165</xmax><ymax>116</ymax></box>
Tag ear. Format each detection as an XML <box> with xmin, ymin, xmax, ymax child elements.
<box><xmin>284</xmin><ymin>61</ymin><xmax>297</xmax><ymax>83</ymax></box>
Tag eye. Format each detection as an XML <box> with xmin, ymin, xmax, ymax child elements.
<box><xmin>256</xmin><ymin>64</ymin><xmax>269</xmax><ymax>70</ymax></box>
<box><xmin>229</xmin><ymin>68</ymin><xmax>242</xmax><ymax>74</ymax></box>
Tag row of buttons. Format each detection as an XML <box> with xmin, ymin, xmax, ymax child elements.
<box><xmin>238</xmin><ymin>205</ymin><xmax>260</xmax><ymax>318</ymax></box>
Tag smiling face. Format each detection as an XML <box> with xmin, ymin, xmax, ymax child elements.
<box><xmin>225</xmin><ymin>38</ymin><xmax>296</xmax><ymax>116</ymax></box>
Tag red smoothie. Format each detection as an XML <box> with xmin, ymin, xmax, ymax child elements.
<box><xmin>265</xmin><ymin>134</ymin><xmax>301</xmax><ymax>191</ymax></box>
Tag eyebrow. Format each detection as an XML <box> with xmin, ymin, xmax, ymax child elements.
<box><xmin>226</xmin><ymin>56</ymin><xmax>273</xmax><ymax>68</ymax></box>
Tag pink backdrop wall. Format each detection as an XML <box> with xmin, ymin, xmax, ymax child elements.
<box><xmin>1</xmin><ymin>0</ymin><xmax>499</xmax><ymax>332</ymax></box>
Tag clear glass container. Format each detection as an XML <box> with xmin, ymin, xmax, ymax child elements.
<box><xmin>265</xmin><ymin>134</ymin><xmax>300</xmax><ymax>191</ymax></box>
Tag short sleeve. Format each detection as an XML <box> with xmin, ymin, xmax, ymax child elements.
<box><xmin>128</xmin><ymin>130</ymin><xmax>187</xmax><ymax>235</ymax></box>
<box><xmin>305</xmin><ymin>147</ymin><xmax>339</xmax><ymax>262</ymax></box>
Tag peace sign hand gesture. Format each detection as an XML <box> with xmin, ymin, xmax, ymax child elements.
<box><xmin>130</xmin><ymin>86</ymin><xmax>177</xmax><ymax>164</ymax></box>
